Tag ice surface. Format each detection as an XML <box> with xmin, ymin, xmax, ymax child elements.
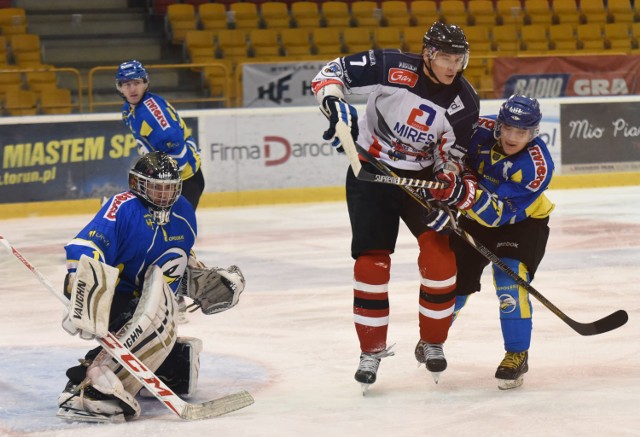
<box><xmin>1</xmin><ymin>186</ymin><xmax>639</xmax><ymax>436</ymax></box>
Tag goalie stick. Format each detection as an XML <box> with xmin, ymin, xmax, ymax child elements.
<box><xmin>0</xmin><ymin>235</ymin><xmax>255</xmax><ymax>420</ymax></box>
<box><xmin>334</xmin><ymin>121</ymin><xmax>629</xmax><ymax>336</ymax></box>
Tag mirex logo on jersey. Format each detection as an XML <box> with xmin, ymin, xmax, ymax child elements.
<box><xmin>144</xmin><ymin>98</ymin><xmax>170</xmax><ymax>130</ymax></box>
<box><xmin>388</xmin><ymin>68</ymin><xmax>418</xmax><ymax>87</ymax></box>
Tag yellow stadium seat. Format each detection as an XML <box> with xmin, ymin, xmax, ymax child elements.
<box><xmin>343</xmin><ymin>28</ymin><xmax>372</xmax><ymax>52</ymax></box>
<box><xmin>580</xmin><ymin>0</ymin><xmax>608</xmax><ymax>24</ymax></box>
<box><xmin>524</xmin><ymin>0</ymin><xmax>554</xmax><ymax>25</ymax></box>
<box><xmin>520</xmin><ymin>24</ymin><xmax>549</xmax><ymax>52</ymax></box>
<box><xmin>403</xmin><ymin>26</ymin><xmax>425</xmax><ymax>53</ymax></box>
<box><xmin>381</xmin><ymin>1</ymin><xmax>410</xmax><ymax>27</ymax></box>
<box><xmin>198</xmin><ymin>3</ymin><xmax>228</xmax><ymax>31</ymax></box>
<box><xmin>373</xmin><ymin>27</ymin><xmax>402</xmax><ymax>49</ymax></box>
<box><xmin>491</xmin><ymin>24</ymin><xmax>520</xmax><ymax>54</ymax></box>
<box><xmin>249</xmin><ymin>29</ymin><xmax>282</xmax><ymax>58</ymax></box>
<box><xmin>607</xmin><ymin>0</ymin><xmax>637</xmax><ymax>24</ymax></box>
<box><xmin>604</xmin><ymin>23</ymin><xmax>631</xmax><ymax>52</ymax></box>
<box><xmin>280</xmin><ymin>28</ymin><xmax>313</xmax><ymax>56</ymax></box>
<box><xmin>290</xmin><ymin>2</ymin><xmax>321</xmax><ymax>28</ymax></box>
<box><xmin>0</xmin><ymin>8</ymin><xmax>27</xmax><ymax>36</ymax></box>
<box><xmin>40</xmin><ymin>87</ymin><xmax>73</xmax><ymax>115</ymax></box>
<box><xmin>438</xmin><ymin>0</ymin><xmax>467</xmax><ymax>26</ymax></box>
<box><xmin>467</xmin><ymin>0</ymin><xmax>497</xmax><ymax>26</ymax></box>
<box><xmin>229</xmin><ymin>3</ymin><xmax>260</xmax><ymax>29</ymax></box>
<box><xmin>215</xmin><ymin>29</ymin><xmax>249</xmax><ymax>61</ymax></box>
<box><xmin>0</xmin><ymin>35</ymin><xmax>8</xmax><ymax>65</ymax></box>
<box><xmin>312</xmin><ymin>28</ymin><xmax>344</xmax><ymax>57</ymax></box>
<box><xmin>321</xmin><ymin>2</ymin><xmax>351</xmax><ymax>28</ymax></box>
<box><xmin>477</xmin><ymin>74</ymin><xmax>494</xmax><ymax>99</ymax></box>
<box><xmin>260</xmin><ymin>2</ymin><xmax>291</xmax><ymax>29</ymax></box>
<box><xmin>549</xmin><ymin>23</ymin><xmax>577</xmax><ymax>51</ymax></box>
<box><xmin>184</xmin><ymin>30</ymin><xmax>216</xmax><ymax>62</ymax></box>
<box><xmin>24</xmin><ymin>71</ymin><xmax>57</xmax><ymax>94</ymax></box>
<box><xmin>495</xmin><ymin>0</ymin><xmax>524</xmax><ymax>25</ymax></box>
<box><xmin>410</xmin><ymin>1</ymin><xmax>439</xmax><ymax>28</ymax></box>
<box><xmin>10</xmin><ymin>34</ymin><xmax>42</xmax><ymax>66</ymax></box>
<box><xmin>351</xmin><ymin>1</ymin><xmax>381</xmax><ymax>28</ymax></box>
<box><xmin>166</xmin><ymin>4</ymin><xmax>197</xmax><ymax>44</ymax></box>
<box><xmin>464</xmin><ymin>25</ymin><xmax>491</xmax><ymax>57</ymax></box>
<box><xmin>4</xmin><ymin>89</ymin><xmax>37</xmax><ymax>116</ymax></box>
<box><xmin>552</xmin><ymin>0</ymin><xmax>582</xmax><ymax>25</ymax></box>
<box><xmin>577</xmin><ymin>23</ymin><xmax>605</xmax><ymax>51</ymax></box>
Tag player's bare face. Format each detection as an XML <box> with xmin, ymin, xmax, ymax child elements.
<box><xmin>119</xmin><ymin>79</ymin><xmax>148</xmax><ymax>105</ymax></box>
<box><xmin>499</xmin><ymin>124</ymin><xmax>531</xmax><ymax>155</ymax></box>
<box><xmin>423</xmin><ymin>51</ymin><xmax>464</xmax><ymax>85</ymax></box>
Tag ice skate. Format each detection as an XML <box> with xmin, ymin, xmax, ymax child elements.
<box><xmin>415</xmin><ymin>340</ymin><xmax>447</xmax><ymax>383</ymax></box>
<box><xmin>56</xmin><ymin>381</ymin><xmax>127</xmax><ymax>424</ymax></box>
<box><xmin>354</xmin><ymin>346</ymin><xmax>395</xmax><ymax>395</ymax></box>
<box><xmin>495</xmin><ymin>351</ymin><xmax>529</xmax><ymax>390</ymax></box>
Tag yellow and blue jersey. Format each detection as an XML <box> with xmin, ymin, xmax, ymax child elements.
<box><xmin>122</xmin><ymin>91</ymin><xmax>201</xmax><ymax>180</ymax></box>
<box><xmin>465</xmin><ymin>116</ymin><xmax>555</xmax><ymax>227</ymax></box>
<box><xmin>64</xmin><ymin>192</ymin><xmax>197</xmax><ymax>297</ymax></box>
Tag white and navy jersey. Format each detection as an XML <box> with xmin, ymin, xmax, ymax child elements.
<box><xmin>465</xmin><ymin>116</ymin><xmax>555</xmax><ymax>227</ymax></box>
<box><xmin>312</xmin><ymin>49</ymin><xmax>480</xmax><ymax>172</ymax></box>
<box><xmin>65</xmin><ymin>193</ymin><xmax>197</xmax><ymax>297</ymax></box>
<box><xmin>122</xmin><ymin>91</ymin><xmax>201</xmax><ymax>180</ymax></box>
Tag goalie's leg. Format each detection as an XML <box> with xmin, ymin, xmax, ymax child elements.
<box><xmin>57</xmin><ymin>265</ymin><xmax>178</xmax><ymax>422</ymax></box>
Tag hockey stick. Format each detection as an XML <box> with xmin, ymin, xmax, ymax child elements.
<box><xmin>335</xmin><ymin>127</ymin><xmax>629</xmax><ymax>336</ymax></box>
<box><xmin>334</xmin><ymin>119</ymin><xmax>446</xmax><ymax>190</ymax></box>
<box><xmin>0</xmin><ymin>235</ymin><xmax>254</xmax><ymax>420</ymax></box>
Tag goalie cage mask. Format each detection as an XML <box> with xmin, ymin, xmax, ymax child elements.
<box><xmin>129</xmin><ymin>151</ymin><xmax>183</xmax><ymax>225</ymax></box>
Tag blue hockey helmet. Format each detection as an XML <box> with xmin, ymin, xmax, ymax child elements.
<box><xmin>115</xmin><ymin>60</ymin><xmax>149</xmax><ymax>84</ymax></box>
<box><xmin>495</xmin><ymin>94</ymin><xmax>542</xmax><ymax>140</ymax></box>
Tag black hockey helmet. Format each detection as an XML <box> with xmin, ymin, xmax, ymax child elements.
<box><xmin>129</xmin><ymin>151</ymin><xmax>183</xmax><ymax>225</ymax></box>
<box><xmin>422</xmin><ymin>22</ymin><xmax>469</xmax><ymax>73</ymax></box>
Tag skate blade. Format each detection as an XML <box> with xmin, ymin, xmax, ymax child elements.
<box><xmin>497</xmin><ymin>376</ymin><xmax>524</xmax><ymax>390</ymax></box>
<box><xmin>57</xmin><ymin>407</ymin><xmax>125</xmax><ymax>424</ymax></box>
<box><xmin>360</xmin><ymin>383</ymin><xmax>372</xmax><ymax>396</ymax></box>
<box><xmin>429</xmin><ymin>371</ymin><xmax>442</xmax><ymax>384</ymax></box>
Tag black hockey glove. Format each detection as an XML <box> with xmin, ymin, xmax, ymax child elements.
<box><xmin>321</xmin><ymin>95</ymin><xmax>358</xmax><ymax>153</ymax></box>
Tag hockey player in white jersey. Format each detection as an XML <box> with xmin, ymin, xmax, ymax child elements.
<box><xmin>56</xmin><ymin>152</ymin><xmax>245</xmax><ymax>422</ymax></box>
<box><xmin>312</xmin><ymin>22</ymin><xmax>480</xmax><ymax>391</ymax></box>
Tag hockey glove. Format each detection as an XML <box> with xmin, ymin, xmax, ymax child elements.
<box><xmin>321</xmin><ymin>95</ymin><xmax>358</xmax><ymax>153</ymax></box>
<box><xmin>428</xmin><ymin>170</ymin><xmax>477</xmax><ymax>210</ymax></box>
<box><xmin>423</xmin><ymin>208</ymin><xmax>451</xmax><ymax>234</ymax></box>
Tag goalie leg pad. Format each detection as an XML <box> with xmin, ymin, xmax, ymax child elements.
<box><xmin>107</xmin><ymin>265</ymin><xmax>179</xmax><ymax>395</ymax></box>
<box><xmin>140</xmin><ymin>336</ymin><xmax>203</xmax><ymax>398</ymax></box>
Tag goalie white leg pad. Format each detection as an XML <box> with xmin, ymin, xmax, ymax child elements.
<box><xmin>107</xmin><ymin>265</ymin><xmax>179</xmax><ymax>395</ymax></box>
<box><xmin>139</xmin><ymin>336</ymin><xmax>203</xmax><ymax>398</ymax></box>
<box><xmin>57</xmin><ymin>364</ymin><xmax>142</xmax><ymax>422</ymax></box>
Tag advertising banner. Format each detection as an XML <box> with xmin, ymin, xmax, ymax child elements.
<box><xmin>560</xmin><ymin>101</ymin><xmax>640</xmax><ymax>173</ymax></box>
<box><xmin>0</xmin><ymin>117</ymin><xmax>198</xmax><ymax>204</ymax></box>
<box><xmin>493</xmin><ymin>55</ymin><xmax>640</xmax><ymax>99</ymax></box>
<box><xmin>199</xmin><ymin>109</ymin><xmax>348</xmax><ymax>191</ymax></box>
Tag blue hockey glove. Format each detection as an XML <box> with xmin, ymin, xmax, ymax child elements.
<box><xmin>423</xmin><ymin>208</ymin><xmax>451</xmax><ymax>234</ymax></box>
<box><xmin>321</xmin><ymin>95</ymin><xmax>358</xmax><ymax>153</ymax></box>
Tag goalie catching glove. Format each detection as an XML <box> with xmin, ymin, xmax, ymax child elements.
<box><xmin>178</xmin><ymin>257</ymin><xmax>245</xmax><ymax>315</ymax></box>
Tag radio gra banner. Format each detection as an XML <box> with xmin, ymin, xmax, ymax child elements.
<box><xmin>494</xmin><ymin>55</ymin><xmax>640</xmax><ymax>99</ymax></box>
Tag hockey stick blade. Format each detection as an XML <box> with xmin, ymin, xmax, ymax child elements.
<box><xmin>345</xmin><ymin>146</ymin><xmax>629</xmax><ymax>336</ymax></box>
<box><xmin>0</xmin><ymin>235</ymin><xmax>255</xmax><ymax>420</ymax></box>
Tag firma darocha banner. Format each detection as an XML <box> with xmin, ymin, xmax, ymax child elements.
<box><xmin>0</xmin><ymin>117</ymin><xmax>198</xmax><ymax>204</ymax></box>
<box><xmin>493</xmin><ymin>55</ymin><xmax>640</xmax><ymax>99</ymax></box>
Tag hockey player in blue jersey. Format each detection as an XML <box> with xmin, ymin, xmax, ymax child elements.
<box><xmin>441</xmin><ymin>94</ymin><xmax>554</xmax><ymax>390</ymax></box>
<box><xmin>116</xmin><ymin>60</ymin><xmax>205</xmax><ymax>209</ymax></box>
<box><xmin>56</xmin><ymin>152</ymin><xmax>245</xmax><ymax>422</ymax></box>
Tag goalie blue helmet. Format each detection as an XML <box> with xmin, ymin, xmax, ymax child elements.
<box><xmin>496</xmin><ymin>94</ymin><xmax>542</xmax><ymax>140</ymax></box>
<box><xmin>115</xmin><ymin>60</ymin><xmax>148</xmax><ymax>85</ymax></box>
